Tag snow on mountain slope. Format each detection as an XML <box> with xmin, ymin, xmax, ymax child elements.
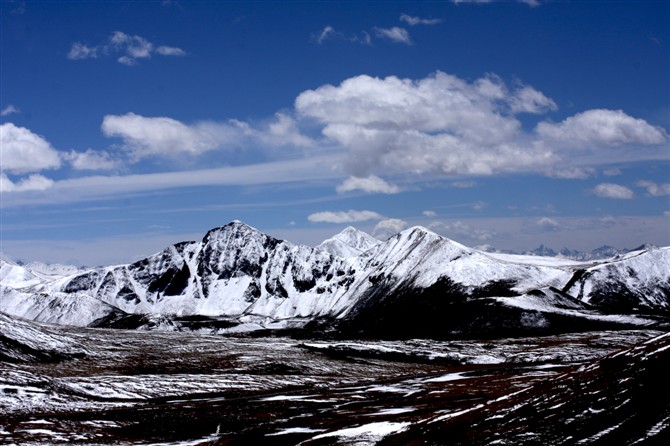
<box><xmin>351</xmin><ymin>226</ymin><xmax>570</xmax><ymax>294</ymax></box>
<box><xmin>565</xmin><ymin>246</ymin><xmax>670</xmax><ymax>313</ymax></box>
<box><xmin>0</xmin><ymin>286</ymin><xmax>120</xmax><ymax>327</ymax></box>
<box><xmin>0</xmin><ymin>257</ymin><xmax>42</xmax><ymax>289</ymax></box>
<box><xmin>24</xmin><ymin>261</ymin><xmax>83</xmax><ymax>280</ymax></box>
<box><xmin>1</xmin><ymin>221</ymin><xmax>668</xmax><ymax>336</ymax></box>
<box><xmin>0</xmin><ymin>312</ymin><xmax>86</xmax><ymax>362</ymax></box>
<box><xmin>317</xmin><ymin>226</ymin><xmax>381</xmax><ymax>258</ymax></box>
<box><xmin>47</xmin><ymin>221</ymin><xmax>360</xmax><ymax>320</ymax></box>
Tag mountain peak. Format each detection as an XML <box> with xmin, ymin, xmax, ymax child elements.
<box><xmin>318</xmin><ymin>226</ymin><xmax>380</xmax><ymax>258</ymax></box>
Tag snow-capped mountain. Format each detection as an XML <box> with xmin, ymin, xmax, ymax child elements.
<box><xmin>317</xmin><ymin>226</ymin><xmax>381</xmax><ymax>258</ymax></box>
<box><xmin>1</xmin><ymin>221</ymin><xmax>668</xmax><ymax>337</ymax></box>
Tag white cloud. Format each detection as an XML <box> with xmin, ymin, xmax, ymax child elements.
<box><xmin>336</xmin><ymin>176</ymin><xmax>400</xmax><ymax>194</ymax></box>
<box><xmin>296</xmin><ymin>71</ymin><xmax>556</xmax><ymax>177</ymax></box>
<box><xmin>422</xmin><ymin>210</ymin><xmax>437</xmax><ymax>217</ymax></box>
<box><xmin>519</xmin><ymin>0</ymin><xmax>541</xmax><ymax>6</ymax></box>
<box><xmin>308</xmin><ymin>210</ymin><xmax>384</xmax><ymax>224</ymax></box>
<box><xmin>374</xmin><ymin>27</ymin><xmax>412</xmax><ymax>45</ymax></box>
<box><xmin>428</xmin><ymin>220</ymin><xmax>494</xmax><ymax>241</ymax></box>
<box><xmin>535</xmin><ymin>216</ymin><xmax>561</xmax><ymax>231</ymax></box>
<box><xmin>155</xmin><ymin>46</ymin><xmax>186</xmax><ymax>56</ymax></box>
<box><xmin>67</xmin><ymin>31</ymin><xmax>186</xmax><ymax>65</ymax></box>
<box><xmin>0</xmin><ymin>123</ymin><xmax>61</xmax><ymax>174</ymax></box>
<box><xmin>509</xmin><ymin>86</ymin><xmax>557</xmax><ymax>114</ymax></box>
<box><xmin>0</xmin><ymin>152</ymin><xmax>346</xmax><ymax>207</ymax></box>
<box><xmin>101</xmin><ymin>112</ymin><xmax>313</xmax><ymax>160</ymax></box>
<box><xmin>1</xmin><ymin>105</ymin><xmax>20</xmax><ymax>116</ymax></box>
<box><xmin>603</xmin><ymin>167</ymin><xmax>622</xmax><ymax>176</ymax></box>
<box><xmin>315</xmin><ymin>25</ymin><xmax>338</xmax><ymax>44</ymax></box>
<box><xmin>373</xmin><ymin>218</ymin><xmax>409</xmax><ymax>238</ymax></box>
<box><xmin>592</xmin><ymin>183</ymin><xmax>635</xmax><ymax>200</ymax></box>
<box><xmin>0</xmin><ymin>173</ymin><xmax>54</xmax><ymax>193</ymax></box>
<box><xmin>536</xmin><ymin>109</ymin><xmax>667</xmax><ymax>147</ymax></box>
<box><xmin>637</xmin><ymin>180</ymin><xmax>670</xmax><ymax>197</ymax></box>
<box><xmin>399</xmin><ymin>14</ymin><xmax>442</xmax><ymax>26</ymax></box>
<box><xmin>67</xmin><ymin>42</ymin><xmax>98</xmax><ymax>60</ymax></box>
<box><xmin>451</xmin><ymin>180</ymin><xmax>477</xmax><ymax>188</ymax></box>
<box><xmin>65</xmin><ymin>149</ymin><xmax>118</xmax><ymax>171</ymax></box>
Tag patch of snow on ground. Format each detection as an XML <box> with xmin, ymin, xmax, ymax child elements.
<box><xmin>312</xmin><ymin>421</ymin><xmax>410</xmax><ymax>442</ymax></box>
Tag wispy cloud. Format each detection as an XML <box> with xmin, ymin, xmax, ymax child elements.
<box><xmin>374</xmin><ymin>27</ymin><xmax>412</xmax><ymax>45</ymax></box>
<box><xmin>308</xmin><ymin>210</ymin><xmax>384</xmax><ymax>224</ymax></box>
<box><xmin>67</xmin><ymin>31</ymin><xmax>186</xmax><ymax>65</ymax></box>
<box><xmin>399</xmin><ymin>14</ymin><xmax>442</xmax><ymax>26</ymax></box>
<box><xmin>313</xmin><ymin>26</ymin><xmax>371</xmax><ymax>45</ymax></box>
<box><xmin>373</xmin><ymin>218</ymin><xmax>408</xmax><ymax>238</ymax></box>
<box><xmin>1</xmin><ymin>104</ymin><xmax>20</xmax><ymax>117</ymax></box>
<box><xmin>0</xmin><ymin>153</ymin><xmax>346</xmax><ymax>206</ymax></box>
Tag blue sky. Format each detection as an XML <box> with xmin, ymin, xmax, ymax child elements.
<box><xmin>1</xmin><ymin>0</ymin><xmax>668</xmax><ymax>266</ymax></box>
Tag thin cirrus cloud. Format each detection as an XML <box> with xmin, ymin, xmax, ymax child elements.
<box><xmin>67</xmin><ymin>31</ymin><xmax>186</xmax><ymax>65</ymax></box>
<box><xmin>592</xmin><ymin>183</ymin><xmax>635</xmax><ymax>200</ymax></box>
<box><xmin>313</xmin><ymin>25</ymin><xmax>371</xmax><ymax>45</ymax></box>
<box><xmin>307</xmin><ymin>210</ymin><xmax>384</xmax><ymax>224</ymax></box>
<box><xmin>399</xmin><ymin>14</ymin><xmax>442</xmax><ymax>26</ymax></box>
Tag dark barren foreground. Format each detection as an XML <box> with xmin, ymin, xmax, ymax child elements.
<box><xmin>1</xmin><ymin>315</ymin><xmax>669</xmax><ymax>445</ymax></box>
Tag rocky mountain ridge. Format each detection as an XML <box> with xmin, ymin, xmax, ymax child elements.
<box><xmin>1</xmin><ymin>221</ymin><xmax>669</xmax><ymax>338</ymax></box>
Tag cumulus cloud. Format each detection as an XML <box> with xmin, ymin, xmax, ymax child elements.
<box><xmin>296</xmin><ymin>71</ymin><xmax>556</xmax><ymax>177</ymax></box>
<box><xmin>592</xmin><ymin>183</ymin><xmax>635</xmax><ymax>200</ymax></box>
<box><xmin>373</xmin><ymin>218</ymin><xmax>409</xmax><ymax>238</ymax></box>
<box><xmin>336</xmin><ymin>176</ymin><xmax>401</xmax><ymax>194</ymax></box>
<box><xmin>636</xmin><ymin>180</ymin><xmax>670</xmax><ymax>197</ymax></box>
<box><xmin>101</xmin><ymin>112</ymin><xmax>312</xmax><ymax>160</ymax></box>
<box><xmin>1</xmin><ymin>105</ymin><xmax>20</xmax><ymax>117</ymax></box>
<box><xmin>399</xmin><ymin>14</ymin><xmax>442</xmax><ymax>26</ymax></box>
<box><xmin>68</xmin><ymin>31</ymin><xmax>186</xmax><ymax>65</ymax></box>
<box><xmin>64</xmin><ymin>149</ymin><xmax>118</xmax><ymax>171</ymax></box>
<box><xmin>536</xmin><ymin>109</ymin><xmax>667</xmax><ymax>147</ymax></box>
<box><xmin>0</xmin><ymin>173</ymin><xmax>54</xmax><ymax>193</ymax></box>
<box><xmin>308</xmin><ymin>210</ymin><xmax>384</xmax><ymax>224</ymax></box>
<box><xmin>374</xmin><ymin>27</ymin><xmax>412</xmax><ymax>45</ymax></box>
<box><xmin>0</xmin><ymin>123</ymin><xmax>61</xmax><ymax>174</ymax></box>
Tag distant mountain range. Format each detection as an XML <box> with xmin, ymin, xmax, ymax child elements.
<box><xmin>1</xmin><ymin>221</ymin><xmax>669</xmax><ymax>339</ymax></box>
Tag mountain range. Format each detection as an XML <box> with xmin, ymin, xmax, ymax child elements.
<box><xmin>1</xmin><ymin>220</ymin><xmax>669</xmax><ymax>338</ymax></box>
